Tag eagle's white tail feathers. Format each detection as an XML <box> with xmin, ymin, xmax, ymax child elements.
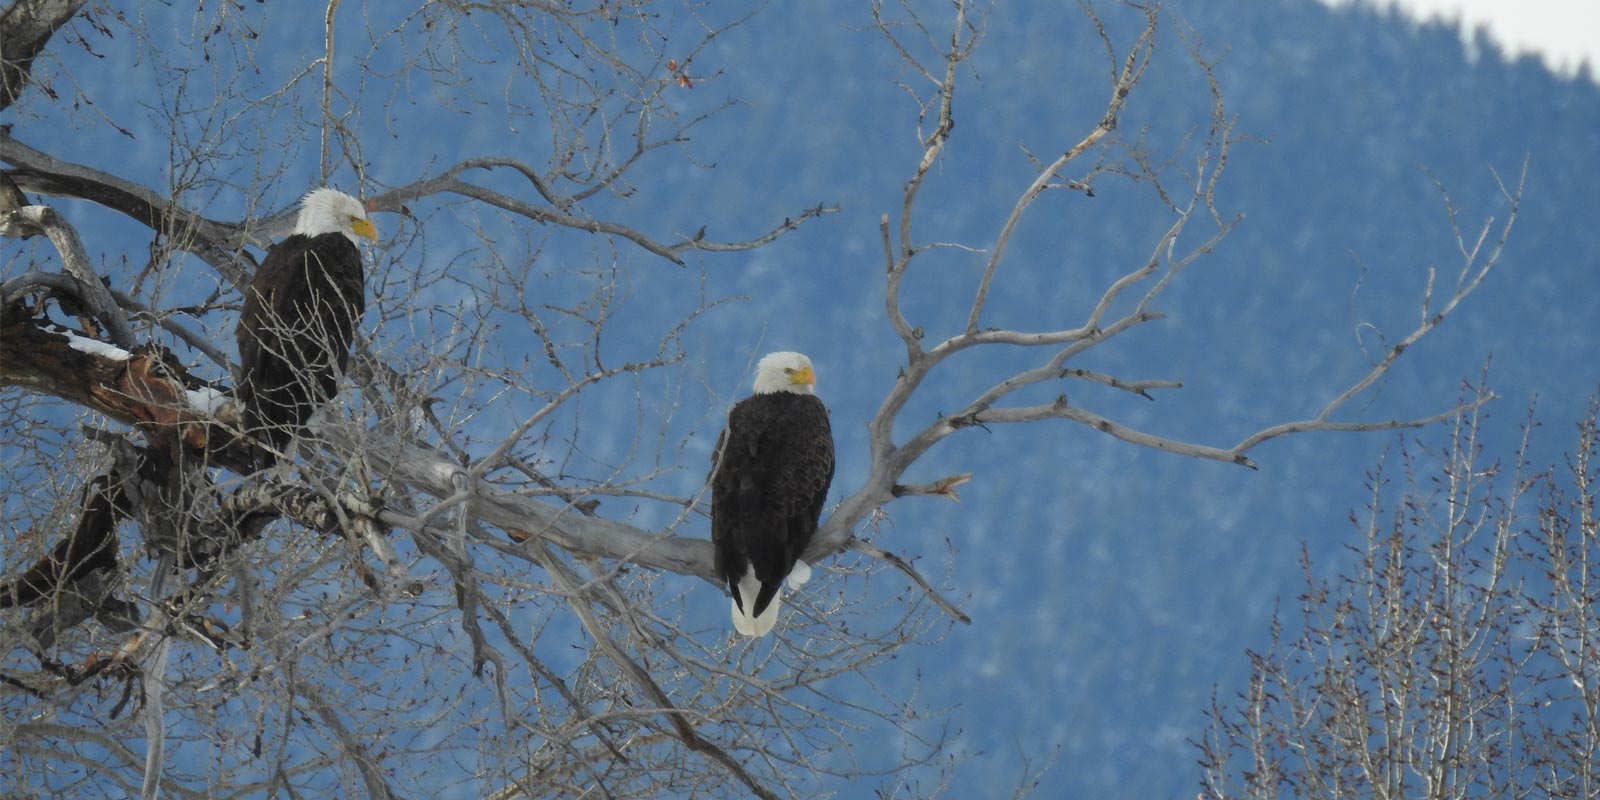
<box><xmin>787</xmin><ymin>559</ymin><xmax>812</xmax><ymax>587</ymax></box>
<box><xmin>732</xmin><ymin>566</ymin><xmax>781</xmax><ymax>637</ymax></box>
<box><xmin>731</xmin><ymin>595</ymin><xmax>781</xmax><ymax>637</ymax></box>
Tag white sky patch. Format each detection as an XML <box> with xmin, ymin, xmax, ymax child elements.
<box><xmin>62</xmin><ymin>330</ymin><xmax>131</xmax><ymax>361</ymax></box>
<box><xmin>185</xmin><ymin>386</ymin><xmax>229</xmax><ymax>415</ymax></box>
<box><xmin>1319</xmin><ymin>0</ymin><xmax>1600</xmax><ymax>80</ymax></box>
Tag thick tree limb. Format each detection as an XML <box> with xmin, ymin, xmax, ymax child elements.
<box><xmin>339</xmin><ymin>429</ymin><xmax>718</xmax><ymax>582</ymax></box>
<box><xmin>0</xmin><ymin>279</ymin><xmax>386</xmax><ymax>625</ymax></box>
<box><xmin>1</xmin><ymin>270</ymin><xmax>231</xmax><ymax>367</ymax></box>
<box><xmin>0</xmin><ymin>0</ymin><xmax>90</xmax><ymax>110</ymax></box>
<box><xmin>3</xmin><ymin>204</ymin><xmax>136</xmax><ymax>346</ymax></box>
<box><xmin>0</xmin><ymin>474</ymin><xmax>121</xmax><ymax>609</ymax></box>
<box><xmin>2</xmin><ymin>130</ymin><xmax>256</xmax><ymax>284</ymax></box>
<box><xmin>0</xmin><ymin>170</ymin><xmax>28</xmax><ymax>212</ymax></box>
<box><xmin>0</xmin><ymin>313</ymin><xmax>239</xmax><ymax>463</ymax></box>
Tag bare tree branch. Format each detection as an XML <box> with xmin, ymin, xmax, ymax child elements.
<box><xmin>1</xmin><ymin>2</ymin><xmax>1526</xmax><ymax>797</ymax></box>
<box><xmin>1201</xmin><ymin>388</ymin><xmax>1600</xmax><ymax>798</ymax></box>
<box><xmin>4</xmin><ymin>129</ymin><xmax>839</xmax><ymax>281</ymax></box>
<box><xmin>848</xmin><ymin>538</ymin><xmax>970</xmax><ymax>626</ymax></box>
<box><xmin>3</xmin><ymin>204</ymin><xmax>135</xmax><ymax>346</ymax></box>
<box><xmin>964</xmin><ymin>2</ymin><xmax>1157</xmax><ymax>335</ymax></box>
<box><xmin>0</xmin><ymin>0</ymin><xmax>90</xmax><ymax>110</ymax></box>
<box><xmin>3</xmin><ymin>135</ymin><xmax>257</xmax><ymax>284</ymax></box>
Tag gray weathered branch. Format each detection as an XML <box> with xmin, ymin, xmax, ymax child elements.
<box><xmin>0</xmin><ymin>0</ymin><xmax>90</xmax><ymax>110</ymax></box>
<box><xmin>2</xmin><ymin>205</ymin><xmax>136</xmax><ymax>347</ymax></box>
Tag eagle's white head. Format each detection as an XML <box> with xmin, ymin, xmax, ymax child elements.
<box><xmin>753</xmin><ymin>351</ymin><xmax>818</xmax><ymax>395</ymax></box>
<box><xmin>294</xmin><ymin>187</ymin><xmax>378</xmax><ymax>246</ymax></box>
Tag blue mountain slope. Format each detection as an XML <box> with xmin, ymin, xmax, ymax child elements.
<box><xmin>646</xmin><ymin>0</ymin><xmax>1600</xmax><ymax>795</ymax></box>
<box><xmin>4</xmin><ymin>0</ymin><xmax>1597</xmax><ymax>797</ymax></box>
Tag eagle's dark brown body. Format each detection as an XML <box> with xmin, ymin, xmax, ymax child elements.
<box><xmin>711</xmin><ymin>390</ymin><xmax>834</xmax><ymax>627</ymax></box>
<box><xmin>235</xmin><ymin>232</ymin><xmax>365</xmax><ymax>462</ymax></box>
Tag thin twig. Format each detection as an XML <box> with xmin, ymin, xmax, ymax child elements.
<box><xmin>848</xmin><ymin>538</ymin><xmax>970</xmax><ymax>625</ymax></box>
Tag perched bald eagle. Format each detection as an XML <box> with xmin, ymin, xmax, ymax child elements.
<box><xmin>235</xmin><ymin>188</ymin><xmax>374</xmax><ymax>465</ymax></box>
<box><xmin>711</xmin><ymin>351</ymin><xmax>835</xmax><ymax>637</ymax></box>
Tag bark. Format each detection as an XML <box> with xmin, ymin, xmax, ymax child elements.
<box><xmin>0</xmin><ymin>309</ymin><xmax>228</xmax><ymax>459</ymax></box>
<box><xmin>0</xmin><ymin>474</ymin><xmax>120</xmax><ymax>609</ymax></box>
<box><xmin>0</xmin><ymin>0</ymin><xmax>91</xmax><ymax>110</ymax></box>
<box><xmin>1</xmin><ymin>129</ymin><xmax>259</xmax><ymax>285</ymax></box>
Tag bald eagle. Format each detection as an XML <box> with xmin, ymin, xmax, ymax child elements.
<box><xmin>711</xmin><ymin>351</ymin><xmax>835</xmax><ymax>637</ymax></box>
<box><xmin>235</xmin><ymin>188</ymin><xmax>374</xmax><ymax>465</ymax></box>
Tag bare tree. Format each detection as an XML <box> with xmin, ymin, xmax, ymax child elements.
<box><xmin>1197</xmin><ymin>387</ymin><xmax>1600</xmax><ymax>799</ymax></box>
<box><xmin>1</xmin><ymin>1</ymin><xmax>1517</xmax><ymax>797</ymax></box>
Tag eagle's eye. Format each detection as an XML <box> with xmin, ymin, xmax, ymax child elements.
<box><xmin>783</xmin><ymin>368</ymin><xmax>794</xmax><ymax>374</ymax></box>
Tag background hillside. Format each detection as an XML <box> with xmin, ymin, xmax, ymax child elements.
<box><xmin>639</xmin><ymin>0</ymin><xmax>1599</xmax><ymax>795</ymax></box>
<box><xmin>5</xmin><ymin>0</ymin><xmax>1596</xmax><ymax>796</ymax></box>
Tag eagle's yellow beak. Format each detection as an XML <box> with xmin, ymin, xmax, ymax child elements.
<box><xmin>789</xmin><ymin>366</ymin><xmax>817</xmax><ymax>386</ymax></box>
<box><xmin>351</xmin><ymin>217</ymin><xmax>379</xmax><ymax>241</ymax></box>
